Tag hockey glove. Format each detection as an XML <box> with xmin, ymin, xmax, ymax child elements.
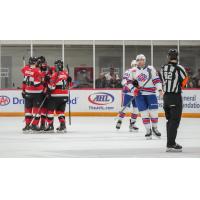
<box><xmin>44</xmin><ymin>75</ymin><xmax>51</xmax><ymax>83</ymax></box>
<box><xmin>132</xmin><ymin>80</ymin><xmax>139</xmax><ymax>88</ymax></box>
<box><xmin>22</xmin><ymin>91</ymin><xmax>26</xmax><ymax>99</ymax></box>
<box><xmin>133</xmin><ymin>87</ymin><xmax>141</xmax><ymax>96</ymax></box>
<box><xmin>123</xmin><ymin>85</ymin><xmax>132</xmax><ymax>93</ymax></box>
<box><xmin>67</xmin><ymin>76</ymin><xmax>72</xmax><ymax>84</ymax></box>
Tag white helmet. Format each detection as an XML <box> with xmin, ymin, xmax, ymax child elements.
<box><xmin>136</xmin><ymin>54</ymin><xmax>146</xmax><ymax>62</ymax></box>
<box><xmin>131</xmin><ymin>60</ymin><xmax>137</xmax><ymax>67</ymax></box>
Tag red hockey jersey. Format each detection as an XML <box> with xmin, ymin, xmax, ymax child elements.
<box><xmin>21</xmin><ymin>65</ymin><xmax>44</xmax><ymax>93</ymax></box>
<box><xmin>40</xmin><ymin>65</ymin><xmax>51</xmax><ymax>90</ymax></box>
<box><xmin>48</xmin><ymin>69</ymin><xmax>70</xmax><ymax>97</ymax></box>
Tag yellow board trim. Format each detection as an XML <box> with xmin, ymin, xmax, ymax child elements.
<box><xmin>0</xmin><ymin>112</ymin><xmax>200</xmax><ymax>118</ymax></box>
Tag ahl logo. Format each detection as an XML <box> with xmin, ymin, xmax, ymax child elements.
<box><xmin>0</xmin><ymin>96</ymin><xmax>10</xmax><ymax>106</ymax></box>
<box><xmin>88</xmin><ymin>92</ymin><xmax>114</xmax><ymax>105</ymax></box>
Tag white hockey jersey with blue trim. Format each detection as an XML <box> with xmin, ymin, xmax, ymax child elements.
<box><xmin>121</xmin><ymin>68</ymin><xmax>135</xmax><ymax>96</ymax></box>
<box><xmin>131</xmin><ymin>66</ymin><xmax>162</xmax><ymax>95</ymax></box>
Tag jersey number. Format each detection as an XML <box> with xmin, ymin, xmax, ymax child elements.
<box><xmin>164</xmin><ymin>72</ymin><xmax>173</xmax><ymax>80</ymax></box>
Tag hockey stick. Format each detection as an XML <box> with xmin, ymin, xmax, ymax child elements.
<box><xmin>66</xmin><ymin>64</ymin><xmax>71</xmax><ymax>125</ymax></box>
<box><xmin>23</xmin><ymin>56</ymin><xmax>26</xmax><ymax>67</ymax></box>
<box><xmin>118</xmin><ymin>67</ymin><xmax>152</xmax><ymax>114</ymax></box>
<box><xmin>29</xmin><ymin>95</ymin><xmax>48</xmax><ymax>126</ymax></box>
<box><xmin>22</xmin><ymin>56</ymin><xmax>26</xmax><ymax>123</ymax></box>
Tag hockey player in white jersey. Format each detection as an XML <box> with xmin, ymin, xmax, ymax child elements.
<box><xmin>132</xmin><ymin>54</ymin><xmax>163</xmax><ymax>139</ymax></box>
<box><xmin>116</xmin><ymin>60</ymin><xmax>139</xmax><ymax>132</ymax></box>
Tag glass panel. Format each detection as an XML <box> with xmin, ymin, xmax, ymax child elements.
<box><xmin>180</xmin><ymin>41</ymin><xmax>200</xmax><ymax>88</ymax></box>
<box><xmin>95</xmin><ymin>45</ymin><xmax>123</xmax><ymax>88</ymax></box>
<box><xmin>125</xmin><ymin>41</ymin><xmax>151</xmax><ymax>70</ymax></box>
<box><xmin>65</xmin><ymin>45</ymin><xmax>93</xmax><ymax>88</ymax></box>
<box><xmin>33</xmin><ymin>45</ymin><xmax>62</xmax><ymax>67</ymax></box>
<box><xmin>1</xmin><ymin>45</ymin><xmax>31</xmax><ymax>88</ymax></box>
<box><xmin>153</xmin><ymin>40</ymin><xmax>177</xmax><ymax>70</ymax></box>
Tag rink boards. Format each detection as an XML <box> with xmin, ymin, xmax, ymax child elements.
<box><xmin>0</xmin><ymin>89</ymin><xmax>200</xmax><ymax>117</ymax></box>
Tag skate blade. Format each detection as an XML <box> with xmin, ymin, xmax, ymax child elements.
<box><xmin>22</xmin><ymin>130</ymin><xmax>31</xmax><ymax>134</ymax></box>
<box><xmin>43</xmin><ymin>131</ymin><xmax>55</xmax><ymax>134</ymax></box>
<box><xmin>30</xmin><ymin>131</ymin><xmax>42</xmax><ymax>134</ymax></box>
<box><xmin>166</xmin><ymin>148</ymin><xmax>182</xmax><ymax>152</ymax></box>
<box><xmin>152</xmin><ymin>134</ymin><xmax>161</xmax><ymax>139</ymax></box>
<box><xmin>39</xmin><ymin>131</ymin><xmax>45</xmax><ymax>134</ymax></box>
<box><xmin>145</xmin><ymin>136</ymin><xmax>152</xmax><ymax>140</ymax></box>
<box><xmin>56</xmin><ymin>130</ymin><xmax>67</xmax><ymax>134</ymax></box>
<box><xmin>129</xmin><ymin>128</ymin><xmax>139</xmax><ymax>132</ymax></box>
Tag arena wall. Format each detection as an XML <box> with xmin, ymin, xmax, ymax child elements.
<box><xmin>0</xmin><ymin>89</ymin><xmax>200</xmax><ymax>118</ymax></box>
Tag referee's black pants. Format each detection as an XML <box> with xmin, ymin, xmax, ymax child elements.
<box><xmin>163</xmin><ymin>93</ymin><xmax>183</xmax><ymax>146</ymax></box>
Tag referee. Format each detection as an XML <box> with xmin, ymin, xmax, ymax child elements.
<box><xmin>160</xmin><ymin>49</ymin><xmax>188</xmax><ymax>152</ymax></box>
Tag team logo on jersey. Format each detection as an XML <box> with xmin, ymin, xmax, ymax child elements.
<box><xmin>137</xmin><ymin>73</ymin><xmax>148</xmax><ymax>82</ymax></box>
<box><xmin>88</xmin><ymin>92</ymin><xmax>114</xmax><ymax>105</ymax></box>
<box><xmin>0</xmin><ymin>96</ymin><xmax>10</xmax><ymax>106</ymax></box>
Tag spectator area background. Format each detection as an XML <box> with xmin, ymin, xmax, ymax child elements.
<box><xmin>1</xmin><ymin>40</ymin><xmax>200</xmax><ymax>89</ymax></box>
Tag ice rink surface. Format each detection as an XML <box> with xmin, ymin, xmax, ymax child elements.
<box><xmin>0</xmin><ymin>116</ymin><xmax>199</xmax><ymax>158</ymax></box>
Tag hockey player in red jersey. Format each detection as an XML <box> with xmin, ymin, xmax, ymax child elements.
<box><xmin>21</xmin><ymin>57</ymin><xmax>44</xmax><ymax>132</ymax></box>
<box><xmin>36</xmin><ymin>56</ymin><xmax>51</xmax><ymax>131</ymax></box>
<box><xmin>44</xmin><ymin>60</ymin><xmax>72</xmax><ymax>133</ymax></box>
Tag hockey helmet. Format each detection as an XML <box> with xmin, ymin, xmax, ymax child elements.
<box><xmin>28</xmin><ymin>57</ymin><xmax>38</xmax><ymax>65</ymax></box>
<box><xmin>168</xmin><ymin>49</ymin><xmax>178</xmax><ymax>60</ymax></box>
<box><xmin>136</xmin><ymin>54</ymin><xmax>146</xmax><ymax>62</ymax></box>
<box><xmin>54</xmin><ymin>59</ymin><xmax>64</xmax><ymax>71</ymax></box>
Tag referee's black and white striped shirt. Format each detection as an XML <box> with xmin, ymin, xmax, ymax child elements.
<box><xmin>160</xmin><ymin>62</ymin><xmax>187</xmax><ymax>93</ymax></box>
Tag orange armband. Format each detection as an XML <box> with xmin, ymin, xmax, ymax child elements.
<box><xmin>181</xmin><ymin>76</ymin><xmax>189</xmax><ymax>88</ymax></box>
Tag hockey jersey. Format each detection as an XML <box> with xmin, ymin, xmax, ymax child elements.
<box><xmin>131</xmin><ymin>66</ymin><xmax>162</xmax><ymax>95</ymax></box>
<box><xmin>21</xmin><ymin>65</ymin><xmax>44</xmax><ymax>93</ymax></box>
<box><xmin>48</xmin><ymin>69</ymin><xmax>70</xmax><ymax>97</ymax></box>
<box><xmin>40</xmin><ymin>65</ymin><xmax>51</xmax><ymax>90</ymax></box>
<box><xmin>121</xmin><ymin>68</ymin><xmax>135</xmax><ymax>96</ymax></box>
<box><xmin>40</xmin><ymin>65</ymin><xmax>50</xmax><ymax>78</ymax></box>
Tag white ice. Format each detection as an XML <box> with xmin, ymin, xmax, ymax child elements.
<box><xmin>0</xmin><ymin>116</ymin><xmax>199</xmax><ymax>157</ymax></box>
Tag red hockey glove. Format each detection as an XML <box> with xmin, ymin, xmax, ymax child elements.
<box><xmin>133</xmin><ymin>87</ymin><xmax>140</xmax><ymax>96</ymax></box>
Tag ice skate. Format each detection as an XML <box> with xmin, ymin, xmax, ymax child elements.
<box><xmin>152</xmin><ymin>127</ymin><xmax>161</xmax><ymax>138</ymax></box>
<box><xmin>166</xmin><ymin>143</ymin><xmax>182</xmax><ymax>152</ymax></box>
<box><xmin>145</xmin><ymin>129</ymin><xmax>152</xmax><ymax>140</ymax></box>
<box><xmin>44</xmin><ymin>124</ymin><xmax>54</xmax><ymax>133</ymax></box>
<box><xmin>22</xmin><ymin>124</ymin><xmax>31</xmax><ymax>133</ymax></box>
<box><xmin>39</xmin><ymin>123</ymin><xmax>46</xmax><ymax>133</ymax></box>
<box><xmin>129</xmin><ymin>120</ymin><xmax>139</xmax><ymax>132</ymax></box>
<box><xmin>116</xmin><ymin>119</ymin><xmax>122</xmax><ymax>130</ymax></box>
<box><xmin>56</xmin><ymin>122</ymin><xmax>67</xmax><ymax>133</ymax></box>
<box><xmin>30</xmin><ymin>124</ymin><xmax>41</xmax><ymax>133</ymax></box>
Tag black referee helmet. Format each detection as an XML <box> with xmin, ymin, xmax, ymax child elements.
<box><xmin>168</xmin><ymin>49</ymin><xmax>178</xmax><ymax>61</ymax></box>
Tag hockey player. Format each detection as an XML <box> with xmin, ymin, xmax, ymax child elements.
<box><xmin>132</xmin><ymin>54</ymin><xmax>163</xmax><ymax>139</ymax></box>
<box><xmin>45</xmin><ymin>60</ymin><xmax>72</xmax><ymax>133</ymax></box>
<box><xmin>116</xmin><ymin>60</ymin><xmax>139</xmax><ymax>132</ymax></box>
<box><xmin>21</xmin><ymin>57</ymin><xmax>44</xmax><ymax>132</ymax></box>
<box><xmin>36</xmin><ymin>56</ymin><xmax>51</xmax><ymax>131</ymax></box>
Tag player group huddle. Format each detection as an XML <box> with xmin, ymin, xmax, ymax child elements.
<box><xmin>116</xmin><ymin>54</ymin><xmax>164</xmax><ymax>140</ymax></box>
<box><xmin>21</xmin><ymin>56</ymin><xmax>72</xmax><ymax>133</ymax></box>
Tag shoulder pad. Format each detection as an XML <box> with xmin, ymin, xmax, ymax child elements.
<box><xmin>147</xmin><ymin>65</ymin><xmax>154</xmax><ymax>69</ymax></box>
